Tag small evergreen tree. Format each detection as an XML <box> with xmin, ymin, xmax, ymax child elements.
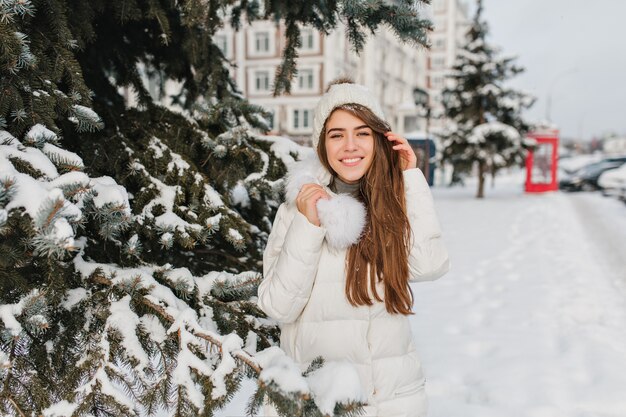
<box><xmin>0</xmin><ymin>0</ymin><xmax>433</xmax><ymax>415</ymax></box>
<box><xmin>440</xmin><ymin>0</ymin><xmax>535</xmax><ymax>198</ymax></box>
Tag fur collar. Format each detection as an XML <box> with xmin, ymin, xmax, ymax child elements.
<box><xmin>284</xmin><ymin>156</ymin><xmax>366</xmax><ymax>250</ymax></box>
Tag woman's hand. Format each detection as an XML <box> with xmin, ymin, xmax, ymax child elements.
<box><xmin>385</xmin><ymin>131</ymin><xmax>417</xmax><ymax>171</ymax></box>
<box><xmin>296</xmin><ymin>183</ymin><xmax>330</xmax><ymax>227</ymax></box>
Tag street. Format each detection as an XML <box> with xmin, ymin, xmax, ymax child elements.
<box><xmin>413</xmin><ymin>172</ymin><xmax>626</xmax><ymax>417</ymax></box>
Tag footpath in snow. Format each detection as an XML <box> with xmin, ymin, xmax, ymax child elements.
<box><xmin>219</xmin><ymin>171</ymin><xmax>626</xmax><ymax>417</ymax></box>
<box><xmin>414</xmin><ymin>172</ymin><xmax>626</xmax><ymax>417</ymax></box>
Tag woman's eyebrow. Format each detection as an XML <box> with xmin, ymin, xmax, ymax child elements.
<box><xmin>327</xmin><ymin>125</ymin><xmax>371</xmax><ymax>134</ymax></box>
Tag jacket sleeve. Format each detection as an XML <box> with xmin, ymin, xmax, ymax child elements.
<box><xmin>257</xmin><ymin>203</ymin><xmax>326</xmax><ymax>323</ymax></box>
<box><xmin>404</xmin><ymin>168</ymin><xmax>451</xmax><ymax>282</ymax></box>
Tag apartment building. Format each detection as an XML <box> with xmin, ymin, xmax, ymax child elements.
<box><xmin>215</xmin><ymin>20</ymin><xmax>431</xmax><ymax>144</ymax></box>
<box><xmin>427</xmin><ymin>0</ymin><xmax>471</xmax><ymax>130</ymax></box>
<box><xmin>213</xmin><ymin>2</ymin><xmax>469</xmax><ymax>144</ymax></box>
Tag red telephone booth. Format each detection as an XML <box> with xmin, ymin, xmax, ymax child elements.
<box><xmin>525</xmin><ymin>130</ymin><xmax>559</xmax><ymax>193</ymax></box>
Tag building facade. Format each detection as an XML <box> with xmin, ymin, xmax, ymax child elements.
<box><xmin>427</xmin><ymin>0</ymin><xmax>471</xmax><ymax>131</ymax></box>
<box><xmin>215</xmin><ymin>21</ymin><xmax>429</xmax><ymax>144</ymax></box>
<box><xmin>213</xmin><ymin>1</ymin><xmax>469</xmax><ymax>144</ymax></box>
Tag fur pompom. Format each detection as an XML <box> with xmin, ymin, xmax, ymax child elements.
<box><xmin>317</xmin><ymin>194</ymin><xmax>366</xmax><ymax>250</ymax></box>
<box><xmin>284</xmin><ymin>156</ymin><xmax>331</xmax><ymax>204</ymax></box>
<box><xmin>284</xmin><ymin>155</ymin><xmax>366</xmax><ymax>250</ymax></box>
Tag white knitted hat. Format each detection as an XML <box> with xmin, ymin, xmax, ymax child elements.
<box><xmin>311</xmin><ymin>82</ymin><xmax>385</xmax><ymax>148</ymax></box>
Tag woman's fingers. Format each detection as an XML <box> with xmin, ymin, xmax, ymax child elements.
<box><xmin>296</xmin><ymin>183</ymin><xmax>330</xmax><ymax>226</ymax></box>
<box><xmin>385</xmin><ymin>131</ymin><xmax>410</xmax><ymax>145</ymax></box>
<box><xmin>298</xmin><ymin>183</ymin><xmax>324</xmax><ymax>195</ymax></box>
<box><xmin>299</xmin><ymin>183</ymin><xmax>324</xmax><ymax>193</ymax></box>
<box><xmin>392</xmin><ymin>143</ymin><xmax>411</xmax><ymax>150</ymax></box>
<box><xmin>385</xmin><ymin>131</ymin><xmax>417</xmax><ymax>170</ymax></box>
<box><xmin>297</xmin><ymin>184</ymin><xmax>327</xmax><ymax>203</ymax></box>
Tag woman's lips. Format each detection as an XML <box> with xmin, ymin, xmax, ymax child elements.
<box><xmin>340</xmin><ymin>157</ymin><xmax>363</xmax><ymax>167</ymax></box>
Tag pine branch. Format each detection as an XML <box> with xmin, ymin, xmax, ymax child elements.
<box><xmin>1</xmin><ymin>338</ymin><xmax>29</xmax><ymax>417</ymax></box>
<box><xmin>6</xmin><ymin>396</ymin><xmax>27</xmax><ymax>417</ymax></box>
<box><xmin>40</xmin><ymin>198</ymin><xmax>64</xmax><ymax>232</ymax></box>
<box><xmin>90</xmin><ymin>271</ymin><xmax>262</xmax><ymax>375</ymax></box>
<box><xmin>273</xmin><ymin>21</ymin><xmax>301</xmax><ymax>96</ymax></box>
<box><xmin>0</xmin><ymin>176</ymin><xmax>17</xmax><ymax>207</ymax></box>
<box><xmin>142</xmin><ymin>297</ymin><xmax>262</xmax><ymax>374</ymax></box>
<box><xmin>44</xmin><ymin>152</ymin><xmax>84</xmax><ymax>173</ymax></box>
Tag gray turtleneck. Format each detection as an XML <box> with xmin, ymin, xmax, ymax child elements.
<box><xmin>332</xmin><ymin>177</ymin><xmax>360</xmax><ymax>196</ymax></box>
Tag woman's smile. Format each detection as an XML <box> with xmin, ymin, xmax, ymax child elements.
<box><xmin>340</xmin><ymin>157</ymin><xmax>364</xmax><ymax>166</ymax></box>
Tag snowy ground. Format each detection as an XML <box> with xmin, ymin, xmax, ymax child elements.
<box><xmin>218</xmin><ymin>170</ymin><xmax>626</xmax><ymax>417</ymax></box>
<box><xmin>414</xmin><ymin>171</ymin><xmax>626</xmax><ymax>417</ymax></box>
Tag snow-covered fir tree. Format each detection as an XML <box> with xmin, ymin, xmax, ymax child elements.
<box><xmin>440</xmin><ymin>0</ymin><xmax>535</xmax><ymax>198</ymax></box>
<box><xmin>0</xmin><ymin>0</ymin><xmax>433</xmax><ymax>415</ymax></box>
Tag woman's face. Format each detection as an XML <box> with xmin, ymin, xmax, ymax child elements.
<box><xmin>324</xmin><ymin>109</ymin><xmax>375</xmax><ymax>184</ymax></box>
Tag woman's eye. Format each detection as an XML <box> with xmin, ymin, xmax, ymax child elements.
<box><xmin>357</xmin><ymin>132</ymin><xmax>371</xmax><ymax>136</ymax></box>
<box><xmin>330</xmin><ymin>134</ymin><xmax>342</xmax><ymax>139</ymax></box>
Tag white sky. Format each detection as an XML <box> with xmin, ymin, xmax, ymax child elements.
<box><xmin>470</xmin><ymin>0</ymin><xmax>626</xmax><ymax>140</ymax></box>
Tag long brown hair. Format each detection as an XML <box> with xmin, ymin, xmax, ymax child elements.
<box><xmin>317</xmin><ymin>103</ymin><xmax>413</xmax><ymax>315</ymax></box>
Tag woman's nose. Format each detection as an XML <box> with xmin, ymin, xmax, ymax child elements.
<box><xmin>344</xmin><ymin>134</ymin><xmax>358</xmax><ymax>151</ymax></box>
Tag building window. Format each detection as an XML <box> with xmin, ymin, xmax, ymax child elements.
<box><xmin>254</xmin><ymin>70</ymin><xmax>270</xmax><ymax>92</ymax></box>
<box><xmin>300</xmin><ymin>28</ymin><xmax>315</xmax><ymax>50</ymax></box>
<box><xmin>433</xmin><ymin>57</ymin><xmax>446</xmax><ymax>69</ymax></box>
<box><xmin>215</xmin><ymin>35</ymin><xmax>228</xmax><ymax>56</ymax></box>
<box><xmin>404</xmin><ymin>115</ymin><xmax>419</xmax><ymax>133</ymax></box>
<box><xmin>298</xmin><ymin>69</ymin><xmax>314</xmax><ymax>90</ymax></box>
<box><xmin>434</xmin><ymin>38</ymin><xmax>446</xmax><ymax>50</ymax></box>
<box><xmin>265</xmin><ymin>110</ymin><xmax>275</xmax><ymax>130</ymax></box>
<box><xmin>255</xmin><ymin>32</ymin><xmax>270</xmax><ymax>53</ymax></box>
<box><xmin>433</xmin><ymin>76</ymin><xmax>444</xmax><ymax>89</ymax></box>
<box><xmin>293</xmin><ymin>109</ymin><xmax>312</xmax><ymax>130</ymax></box>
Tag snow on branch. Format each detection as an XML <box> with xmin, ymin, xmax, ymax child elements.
<box><xmin>24</xmin><ymin>124</ymin><xmax>59</xmax><ymax>148</ymax></box>
<box><xmin>31</xmin><ymin>189</ymin><xmax>82</xmax><ymax>257</ymax></box>
<box><xmin>256</xmin><ymin>347</ymin><xmax>309</xmax><ymax>395</ymax></box>
<box><xmin>254</xmin><ymin>348</ymin><xmax>367</xmax><ymax>417</ymax></box>
<box><xmin>148</xmin><ymin>137</ymin><xmax>191</xmax><ymax>174</ymax></box>
<box><xmin>68</xmin><ymin>105</ymin><xmax>104</xmax><ymax>132</ymax></box>
<box><xmin>468</xmin><ymin>122</ymin><xmax>521</xmax><ymax>145</ymax></box>
<box><xmin>63</xmin><ymin>251</ymin><xmax>367</xmax><ymax>415</ymax></box>
<box><xmin>42</xmin><ymin>143</ymin><xmax>85</xmax><ymax>172</ymax></box>
<box><xmin>0</xmin><ymin>126</ymin><xmax>134</xmax><ymax>259</ymax></box>
<box><xmin>71</xmin><ymin>254</ymin><xmax>262</xmax><ymax>387</ymax></box>
<box><xmin>106</xmin><ymin>295</ymin><xmax>151</xmax><ymax>372</ymax></box>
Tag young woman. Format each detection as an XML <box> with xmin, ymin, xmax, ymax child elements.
<box><xmin>258</xmin><ymin>80</ymin><xmax>450</xmax><ymax>417</ymax></box>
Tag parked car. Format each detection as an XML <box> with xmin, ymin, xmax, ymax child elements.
<box><xmin>598</xmin><ymin>163</ymin><xmax>626</xmax><ymax>201</ymax></box>
<box><xmin>559</xmin><ymin>157</ymin><xmax>626</xmax><ymax>192</ymax></box>
<box><xmin>558</xmin><ymin>154</ymin><xmax>602</xmax><ymax>177</ymax></box>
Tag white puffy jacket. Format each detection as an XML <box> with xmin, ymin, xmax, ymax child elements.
<box><xmin>258</xmin><ymin>158</ymin><xmax>450</xmax><ymax>417</ymax></box>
